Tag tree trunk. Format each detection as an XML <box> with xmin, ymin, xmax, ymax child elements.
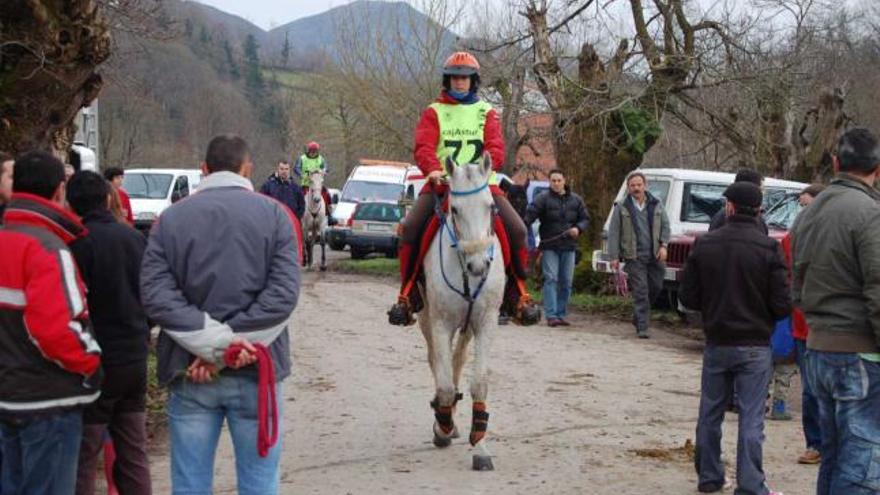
<box><xmin>792</xmin><ymin>87</ymin><xmax>846</xmax><ymax>182</ymax></box>
<box><xmin>0</xmin><ymin>1</ymin><xmax>111</xmax><ymax>155</ymax></box>
<box><xmin>500</xmin><ymin>65</ymin><xmax>526</xmax><ymax>175</ymax></box>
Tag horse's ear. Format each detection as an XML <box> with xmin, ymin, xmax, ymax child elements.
<box><xmin>481</xmin><ymin>152</ymin><xmax>492</xmax><ymax>177</ymax></box>
<box><xmin>445</xmin><ymin>156</ymin><xmax>456</xmax><ymax>178</ymax></box>
<box><xmin>524</xmin><ymin>178</ymin><xmax>530</xmax><ymax>190</ymax></box>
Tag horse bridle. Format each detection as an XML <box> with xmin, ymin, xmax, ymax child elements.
<box><xmin>306</xmin><ymin>174</ymin><xmax>323</xmax><ymax>218</ymax></box>
<box><xmin>431</xmin><ymin>180</ymin><xmax>498</xmax><ymax>332</ymax></box>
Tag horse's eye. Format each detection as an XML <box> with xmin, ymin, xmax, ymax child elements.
<box><xmin>451</xmin><ymin>207</ymin><xmax>459</xmax><ymax>215</ymax></box>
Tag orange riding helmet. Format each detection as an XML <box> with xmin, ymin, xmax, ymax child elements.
<box><xmin>443</xmin><ymin>51</ymin><xmax>480</xmax><ymax>76</ymax></box>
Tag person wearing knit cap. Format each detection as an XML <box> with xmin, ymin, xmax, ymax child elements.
<box><xmin>680</xmin><ymin>180</ymin><xmax>790</xmax><ymax>495</ymax></box>
<box><xmin>709</xmin><ymin>168</ymin><xmax>769</xmax><ymax>234</ymax></box>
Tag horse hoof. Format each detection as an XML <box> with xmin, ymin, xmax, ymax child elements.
<box><xmin>472</xmin><ymin>455</ymin><xmax>494</xmax><ymax>471</ymax></box>
<box><xmin>319</xmin><ymin>265</ymin><xmax>327</xmax><ymax>272</ymax></box>
<box><xmin>433</xmin><ymin>434</ymin><xmax>452</xmax><ymax>448</ymax></box>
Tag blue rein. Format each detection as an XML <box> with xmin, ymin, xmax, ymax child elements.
<box><xmin>448</xmin><ymin>180</ymin><xmax>489</xmax><ymax>197</ymax></box>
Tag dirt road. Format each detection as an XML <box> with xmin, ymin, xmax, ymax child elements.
<box><xmin>149</xmin><ymin>270</ymin><xmax>816</xmax><ymax>494</ymax></box>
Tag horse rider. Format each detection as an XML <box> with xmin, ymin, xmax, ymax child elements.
<box><xmin>295</xmin><ymin>141</ymin><xmax>335</xmax><ymax>223</ymax></box>
<box><xmin>387</xmin><ymin>51</ymin><xmax>541</xmax><ymax>326</ymax></box>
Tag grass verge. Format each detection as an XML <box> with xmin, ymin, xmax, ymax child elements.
<box><xmin>333</xmin><ymin>257</ymin><xmax>399</xmax><ymax>277</ymax></box>
<box><xmin>332</xmin><ymin>257</ymin><xmax>682</xmax><ymax>326</ymax></box>
<box><xmin>527</xmin><ymin>280</ymin><xmax>681</xmax><ymax>326</ymax></box>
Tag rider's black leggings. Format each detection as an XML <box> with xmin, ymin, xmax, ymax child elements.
<box><xmin>400</xmin><ymin>192</ymin><xmax>527</xmax><ymax>278</ymax></box>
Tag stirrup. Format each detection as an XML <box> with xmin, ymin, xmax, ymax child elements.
<box><xmin>514</xmin><ymin>295</ymin><xmax>542</xmax><ymax>326</ymax></box>
<box><xmin>388</xmin><ymin>297</ymin><xmax>416</xmax><ymax>326</ymax></box>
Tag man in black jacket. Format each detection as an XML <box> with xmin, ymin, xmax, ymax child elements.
<box><xmin>680</xmin><ymin>181</ymin><xmax>790</xmax><ymax>495</ymax></box>
<box><xmin>260</xmin><ymin>159</ymin><xmax>305</xmax><ymax>219</ymax></box>
<box><xmin>67</xmin><ymin>171</ymin><xmax>152</xmax><ymax>495</ymax></box>
<box><xmin>525</xmin><ymin>169</ymin><xmax>589</xmax><ymax>327</ymax></box>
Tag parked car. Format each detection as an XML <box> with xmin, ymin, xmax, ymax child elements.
<box><xmin>591</xmin><ymin>168</ymin><xmax>807</xmax><ymax>304</ymax></box>
<box><xmin>347</xmin><ymin>201</ymin><xmax>405</xmax><ymax>259</ymax></box>
<box><xmin>327</xmin><ymin>159</ymin><xmax>424</xmax><ymax>251</ymax></box>
<box><xmin>122</xmin><ymin>168</ymin><xmax>203</xmax><ymax>234</ymax></box>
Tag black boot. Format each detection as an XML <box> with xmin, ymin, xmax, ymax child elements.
<box><xmin>388</xmin><ymin>297</ymin><xmax>416</xmax><ymax>326</ymax></box>
<box><xmin>516</xmin><ymin>296</ymin><xmax>542</xmax><ymax>326</ymax></box>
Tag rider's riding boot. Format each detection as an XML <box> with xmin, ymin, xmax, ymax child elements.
<box><xmin>388</xmin><ymin>243</ymin><xmax>417</xmax><ymax>326</ymax></box>
<box><xmin>509</xmin><ymin>247</ymin><xmax>541</xmax><ymax>326</ymax></box>
<box><xmin>513</xmin><ymin>279</ymin><xmax>542</xmax><ymax>326</ymax></box>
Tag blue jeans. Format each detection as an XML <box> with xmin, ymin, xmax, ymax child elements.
<box><xmin>695</xmin><ymin>345</ymin><xmax>772</xmax><ymax>495</ymax></box>
<box><xmin>168</xmin><ymin>375</ymin><xmax>284</xmax><ymax>495</ymax></box>
<box><xmin>541</xmin><ymin>249</ymin><xmax>575</xmax><ymax>320</ymax></box>
<box><xmin>807</xmin><ymin>350</ymin><xmax>880</xmax><ymax>494</ymax></box>
<box><xmin>794</xmin><ymin>340</ymin><xmax>821</xmax><ymax>450</ymax></box>
<box><xmin>0</xmin><ymin>409</ymin><xmax>83</xmax><ymax>495</ymax></box>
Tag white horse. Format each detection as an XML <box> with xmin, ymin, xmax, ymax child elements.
<box><xmin>302</xmin><ymin>170</ymin><xmax>327</xmax><ymax>271</ymax></box>
<box><xmin>418</xmin><ymin>154</ymin><xmax>505</xmax><ymax>471</ymax></box>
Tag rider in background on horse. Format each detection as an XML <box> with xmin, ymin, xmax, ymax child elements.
<box><xmin>387</xmin><ymin>51</ymin><xmax>541</xmax><ymax>327</ymax></box>
<box><xmin>294</xmin><ymin>141</ymin><xmax>335</xmax><ymax>224</ymax></box>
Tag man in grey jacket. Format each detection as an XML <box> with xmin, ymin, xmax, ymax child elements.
<box><xmin>791</xmin><ymin>127</ymin><xmax>880</xmax><ymax>495</ymax></box>
<box><xmin>608</xmin><ymin>171</ymin><xmax>671</xmax><ymax>338</ymax></box>
<box><xmin>141</xmin><ymin>135</ymin><xmax>301</xmax><ymax>494</ymax></box>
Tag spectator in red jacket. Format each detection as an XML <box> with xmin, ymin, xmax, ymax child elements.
<box><xmin>781</xmin><ymin>183</ymin><xmax>825</xmax><ymax>465</ymax></box>
<box><xmin>104</xmin><ymin>167</ymin><xmax>135</xmax><ymax>225</ymax></box>
<box><xmin>0</xmin><ymin>150</ymin><xmax>103</xmax><ymax>494</ymax></box>
<box><xmin>387</xmin><ymin>51</ymin><xmax>540</xmax><ymax>327</ymax></box>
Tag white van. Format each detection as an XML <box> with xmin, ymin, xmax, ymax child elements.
<box><xmin>327</xmin><ymin>160</ymin><xmax>424</xmax><ymax>250</ymax></box>
<box><xmin>122</xmin><ymin>168</ymin><xmax>203</xmax><ymax>233</ymax></box>
<box><xmin>591</xmin><ymin>168</ymin><xmax>808</xmax><ymax>275</ymax></box>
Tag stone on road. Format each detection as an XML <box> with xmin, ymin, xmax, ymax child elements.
<box><xmin>149</xmin><ymin>271</ymin><xmax>815</xmax><ymax>494</ymax></box>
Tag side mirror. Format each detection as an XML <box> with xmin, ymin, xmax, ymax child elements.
<box><xmin>331</xmin><ymin>194</ymin><xmax>339</xmax><ymax>205</ymax></box>
<box><xmin>171</xmin><ymin>190</ymin><xmax>182</xmax><ymax>203</ymax></box>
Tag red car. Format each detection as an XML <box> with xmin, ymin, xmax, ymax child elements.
<box><xmin>666</xmin><ymin>192</ymin><xmax>803</xmax><ymax>278</ymax></box>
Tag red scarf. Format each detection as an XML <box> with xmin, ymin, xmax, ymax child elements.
<box><xmin>224</xmin><ymin>343</ymin><xmax>278</xmax><ymax>457</ymax></box>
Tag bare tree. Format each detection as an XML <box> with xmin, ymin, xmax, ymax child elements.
<box><xmin>516</xmin><ymin>0</ymin><xmax>743</xmax><ymax>245</ymax></box>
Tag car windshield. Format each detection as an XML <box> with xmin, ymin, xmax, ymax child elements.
<box><xmin>764</xmin><ymin>193</ymin><xmax>802</xmax><ymax>230</ymax></box>
<box><xmin>681</xmin><ymin>183</ymin><xmax>727</xmax><ymax>223</ymax></box>
<box><xmin>646</xmin><ymin>179</ymin><xmax>671</xmax><ymax>205</ymax></box>
<box><xmin>122</xmin><ymin>173</ymin><xmax>173</xmax><ymax>200</ymax></box>
<box><xmin>681</xmin><ymin>182</ymin><xmax>799</xmax><ymax>223</ymax></box>
<box><xmin>354</xmin><ymin>202</ymin><xmax>404</xmax><ymax>222</ymax></box>
<box><xmin>342</xmin><ymin>180</ymin><xmax>404</xmax><ymax>203</ymax></box>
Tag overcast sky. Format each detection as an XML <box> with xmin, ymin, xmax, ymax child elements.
<box><xmin>192</xmin><ymin>0</ymin><xmax>866</xmax><ymax>35</ymax></box>
<box><xmin>192</xmin><ymin>0</ymin><xmax>359</xmax><ymax>30</ymax></box>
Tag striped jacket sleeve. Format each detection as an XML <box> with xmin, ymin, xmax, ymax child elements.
<box><xmin>23</xmin><ymin>245</ymin><xmax>101</xmax><ymax>376</ymax></box>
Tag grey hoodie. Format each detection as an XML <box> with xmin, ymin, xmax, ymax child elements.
<box><xmin>140</xmin><ymin>171</ymin><xmax>301</xmax><ymax>384</ymax></box>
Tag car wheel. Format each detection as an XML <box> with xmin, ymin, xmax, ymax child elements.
<box><xmin>329</xmin><ymin>238</ymin><xmax>346</xmax><ymax>251</ymax></box>
<box><xmin>351</xmin><ymin>248</ymin><xmax>366</xmax><ymax>260</ymax></box>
